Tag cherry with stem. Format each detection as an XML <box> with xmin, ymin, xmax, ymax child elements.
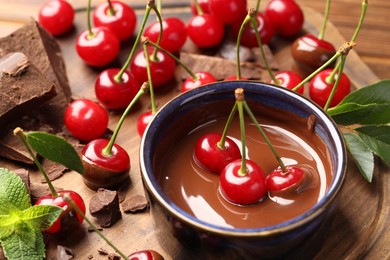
<box><xmin>14</xmin><ymin>128</ymin><xmax>86</xmax><ymax>234</ymax></box>
<box><xmin>219</xmin><ymin>89</ymin><xmax>267</xmax><ymax>205</ymax></box>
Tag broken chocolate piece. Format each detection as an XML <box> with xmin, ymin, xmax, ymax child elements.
<box><xmin>57</xmin><ymin>245</ymin><xmax>74</xmax><ymax>260</ymax></box>
<box><xmin>122</xmin><ymin>194</ymin><xmax>149</xmax><ymax>213</ymax></box>
<box><xmin>0</xmin><ymin>52</ymin><xmax>56</xmax><ymax>128</ymax></box>
<box><xmin>89</xmin><ymin>188</ymin><xmax>121</xmax><ymax>228</ymax></box>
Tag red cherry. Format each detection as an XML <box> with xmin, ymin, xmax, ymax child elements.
<box><xmin>209</xmin><ymin>0</ymin><xmax>247</xmax><ymax>25</ymax></box>
<box><xmin>143</xmin><ymin>17</ymin><xmax>188</xmax><ymax>53</ymax></box>
<box><xmin>219</xmin><ymin>159</ymin><xmax>267</xmax><ymax>205</ymax></box>
<box><xmin>270</xmin><ymin>70</ymin><xmax>304</xmax><ymax>94</ymax></box>
<box><xmin>38</xmin><ymin>0</ymin><xmax>74</xmax><ymax>36</ymax></box>
<box><xmin>266</xmin><ymin>166</ymin><xmax>305</xmax><ymax>192</ymax></box>
<box><xmin>76</xmin><ymin>27</ymin><xmax>120</xmax><ymax>67</ymax></box>
<box><xmin>291</xmin><ymin>34</ymin><xmax>337</xmax><ymax>78</ymax></box>
<box><xmin>64</xmin><ymin>99</ymin><xmax>109</xmax><ymax>142</ymax></box>
<box><xmin>187</xmin><ymin>13</ymin><xmax>225</xmax><ymax>48</ymax></box>
<box><xmin>194</xmin><ymin>133</ymin><xmax>241</xmax><ymax>174</ymax></box>
<box><xmin>233</xmin><ymin>11</ymin><xmax>275</xmax><ymax>47</ymax></box>
<box><xmin>35</xmin><ymin>190</ymin><xmax>85</xmax><ymax>234</ymax></box>
<box><xmin>130</xmin><ymin>47</ymin><xmax>176</xmax><ymax>88</ymax></box>
<box><xmin>181</xmin><ymin>71</ymin><xmax>217</xmax><ymax>92</ymax></box>
<box><xmin>81</xmin><ymin>139</ymin><xmax>130</xmax><ymax>190</ymax></box>
<box><xmin>95</xmin><ymin>68</ymin><xmax>142</xmax><ymax>110</ymax></box>
<box><xmin>128</xmin><ymin>250</ymin><xmax>164</xmax><ymax>260</ymax></box>
<box><xmin>137</xmin><ymin>110</ymin><xmax>155</xmax><ymax>137</ymax></box>
<box><xmin>190</xmin><ymin>0</ymin><xmax>211</xmax><ymax>15</ymax></box>
<box><xmin>93</xmin><ymin>1</ymin><xmax>137</xmax><ymax>41</ymax></box>
<box><xmin>265</xmin><ymin>0</ymin><xmax>304</xmax><ymax>37</ymax></box>
<box><xmin>309</xmin><ymin>68</ymin><xmax>351</xmax><ymax>108</ymax></box>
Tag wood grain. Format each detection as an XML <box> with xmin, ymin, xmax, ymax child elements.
<box><xmin>0</xmin><ymin>1</ymin><xmax>389</xmax><ymax>259</ymax></box>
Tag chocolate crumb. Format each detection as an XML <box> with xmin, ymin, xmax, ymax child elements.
<box><xmin>122</xmin><ymin>194</ymin><xmax>149</xmax><ymax>213</ymax></box>
<box><xmin>97</xmin><ymin>248</ymin><xmax>109</xmax><ymax>255</ymax></box>
<box><xmin>87</xmin><ymin>255</ymin><xmax>94</xmax><ymax>259</ymax></box>
<box><xmin>89</xmin><ymin>188</ymin><xmax>121</xmax><ymax>227</ymax></box>
<box><xmin>56</xmin><ymin>245</ymin><xmax>74</xmax><ymax>260</ymax></box>
<box><xmin>108</xmin><ymin>253</ymin><xmax>121</xmax><ymax>260</ymax></box>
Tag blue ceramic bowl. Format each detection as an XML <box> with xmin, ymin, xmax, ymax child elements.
<box><xmin>140</xmin><ymin>81</ymin><xmax>347</xmax><ymax>258</ymax></box>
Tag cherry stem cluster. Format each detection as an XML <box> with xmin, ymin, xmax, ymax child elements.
<box><xmin>14</xmin><ymin>127</ymin><xmax>58</xmax><ymax>198</ymax></box>
<box><xmin>114</xmin><ymin>0</ymin><xmax>158</xmax><ymax>82</ymax></box>
<box><xmin>64</xmin><ymin>195</ymin><xmax>129</xmax><ymax>260</ymax></box>
<box><xmin>102</xmin><ymin>83</ymin><xmax>149</xmax><ymax>156</ymax></box>
<box><xmin>318</xmin><ymin>0</ymin><xmax>331</xmax><ymax>40</ymax></box>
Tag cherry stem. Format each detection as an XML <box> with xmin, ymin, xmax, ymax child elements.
<box><xmin>325</xmin><ymin>61</ymin><xmax>341</xmax><ymax>84</ymax></box>
<box><xmin>150</xmin><ymin>3</ymin><xmax>163</xmax><ymax>61</ymax></box>
<box><xmin>114</xmin><ymin>1</ymin><xmax>154</xmax><ymax>83</ymax></box>
<box><xmin>13</xmin><ymin>127</ymin><xmax>58</xmax><ymax>198</ymax></box>
<box><xmin>242</xmin><ymin>102</ymin><xmax>287</xmax><ymax>172</ymax></box>
<box><xmin>63</xmin><ymin>195</ymin><xmax>129</xmax><ymax>260</ymax></box>
<box><xmin>103</xmin><ymin>83</ymin><xmax>149</xmax><ymax>156</ymax></box>
<box><xmin>107</xmin><ymin>0</ymin><xmax>116</xmax><ymax>16</ymax></box>
<box><xmin>324</xmin><ymin>55</ymin><xmax>347</xmax><ymax>111</ymax></box>
<box><xmin>248</xmin><ymin>8</ymin><xmax>279</xmax><ymax>84</ymax></box>
<box><xmin>235</xmin><ymin>89</ymin><xmax>247</xmax><ymax>176</ymax></box>
<box><xmin>318</xmin><ymin>0</ymin><xmax>331</xmax><ymax>40</ymax></box>
<box><xmin>217</xmin><ymin>103</ymin><xmax>238</xmax><ymax>150</ymax></box>
<box><xmin>86</xmin><ymin>0</ymin><xmax>94</xmax><ymax>39</ymax></box>
<box><xmin>142</xmin><ymin>42</ymin><xmax>157</xmax><ymax>114</ymax></box>
<box><xmin>351</xmin><ymin>0</ymin><xmax>368</xmax><ymax>42</ymax></box>
<box><xmin>193</xmin><ymin>0</ymin><xmax>204</xmax><ymax>16</ymax></box>
<box><xmin>255</xmin><ymin>0</ymin><xmax>261</xmax><ymax>13</ymax></box>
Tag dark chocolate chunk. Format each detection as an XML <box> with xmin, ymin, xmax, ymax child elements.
<box><xmin>89</xmin><ymin>188</ymin><xmax>121</xmax><ymax>228</ymax></box>
<box><xmin>0</xmin><ymin>52</ymin><xmax>56</xmax><ymax>128</ymax></box>
<box><xmin>122</xmin><ymin>194</ymin><xmax>149</xmax><ymax>213</ymax></box>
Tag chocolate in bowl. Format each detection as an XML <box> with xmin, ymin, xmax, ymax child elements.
<box><xmin>140</xmin><ymin>81</ymin><xmax>346</xmax><ymax>258</ymax></box>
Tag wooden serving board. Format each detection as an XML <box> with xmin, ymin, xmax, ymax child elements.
<box><xmin>0</xmin><ymin>2</ymin><xmax>388</xmax><ymax>259</ymax></box>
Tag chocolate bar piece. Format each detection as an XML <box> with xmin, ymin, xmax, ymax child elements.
<box><xmin>0</xmin><ymin>52</ymin><xmax>56</xmax><ymax>128</ymax></box>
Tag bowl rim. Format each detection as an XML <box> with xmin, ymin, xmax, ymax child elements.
<box><xmin>140</xmin><ymin>80</ymin><xmax>347</xmax><ymax>237</ymax></box>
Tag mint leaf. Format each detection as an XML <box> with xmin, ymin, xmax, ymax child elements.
<box><xmin>26</xmin><ymin>132</ymin><xmax>84</xmax><ymax>174</ymax></box>
<box><xmin>1</xmin><ymin>231</ymin><xmax>45</xmax><ymax>260</ymax></box>
<box><xmin>344</xmin><ymin>133</ymin><xmax>375</xmax><ymax>182</ymax></box>
<box><xmin>328</xmin><ymin>79</ymin><xmax>390</xmax><ymax>125</ymax></box>
<box><xmin>355</xmin><ymin>125</ymin><xmax>390</xmax><ymax>168</ymax></box>
<box><xmin>0</xmin><ymin>168</ymin><xmax>31</xmax><ymax>214</ymax></box>
<box><xmin>20</xmin><ymin>205</ymin><xmax>62</xmax><ymax>232</ymax></box>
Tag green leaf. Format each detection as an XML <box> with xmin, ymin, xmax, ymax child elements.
<box><xmin>328</xmin><ymin>79</ymin><xmax>390</xmax><ymax>125</ymax></box>
<box><xmin>20</xmin><ymin>205</ymin><xmax>62</xmax><ymax>232</ymax></box>
<box><xmin>0</xmin><ymin>168</ymin><xmax>31</xmax><ymax>214</ymax></box>
<box><xmin>344</xmin><ymin>133</ymin><xmax>375</xmax><ymax>182</ymax></box>
<box><xmin>355</xmin><ymin>125</ymin><xmax>390</xmax><ymax>168</ymax></box>
<box><xmin>1</xmin><ymin>231</ymin><xmax>45</xmax><ymax>260</ymax></box>
<box><xmin>26</xmin><ymin>132</ymin><xmax>84</xmax><ymax>174</ymax></box>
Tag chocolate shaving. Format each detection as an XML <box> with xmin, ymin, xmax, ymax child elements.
<box><xmin>56</xmin><ymin>245</ymin><xmax>74</xmax><ymax>260</ymax></box>
<box><xmin>89</xmin><ymin>188</ymin><xmax>121</xmax><ymax>228</ymax></box>
<box><xmin>0</xmin><ymin>52</ymin><xmax>29</xmax><ymax>76</ymax></box>
<box><xmin>40</xmin><ymin>159</ymin><xmax>68</xmax><ymax>183</ymax></box>
<box><xmin>122</xmin><ymin>194</ymin><xmax>149</xmax><ymax>213</ymax></box>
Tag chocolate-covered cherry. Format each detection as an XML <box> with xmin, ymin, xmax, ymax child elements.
<box><xmin>194</xmin><ymin>133</ymin><xmax>241</xmax><ymax>174</ymax></box>
<box><xmin>64</xmin><ymin>99</ymin><xmax>109</xmax><ymax>142</ymax></box>
<box><xmin>128</xmin><ymin>250</ymin><xmax>164</xmax><ymax>260</ymax></box>
<box><xmin>265</xmin><ymin>0</ymin><xmax>304</xmax><ymax>37</ymax></box>
<box><xmin>309</xmin><ymin>68</ymin><xmax>351</xmax><ymax>108</ymax></box>
<box><xmin>35</xmin><ymin>190</ymin><xmax>86</xmax><ymax>234</ymax></box>
<box><xmin>266</xmin><ymin>166</ymin><xmax>305</xmax><ymax>193</ymax></box>
<box><xmin>38</xmin><ymin>0</ymin><xmax>74</xmax><ymax>36</ymax></box>
<box><xmin>81</xmin><ymin>138</ymin><xmax>130</xmax><ymax>190</ymax></box>
<box><xmin>143</xmin><ymin>17</ymin><xmax>187</xmax><ymax>53</ymax></box>
<box><xmin>291</xmin><ymin>34</ymin><xmax>336</xmax><ymax>78</ymax></box>
<box><xmin>95</xmin><ymin>68</ymin><xmax>142</xmax><ymax>110</ymax></box>
<box><xmin>219</xmin><ymin>159</ymin><xmax>267</xmax><ymax>205</ymax></box>
<box><xmin>93</xmin><ymin>0</ymin><xmax>137</xmax><ymax>41</ymax></box>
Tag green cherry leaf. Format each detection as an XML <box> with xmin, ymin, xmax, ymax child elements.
<box><xmin>0</xmin><ymin>168</ymin><xmax>31</xmax><ymax>214</ymax></box>
<box><xmin>343</xmin><ymin>133</ymin><xmax>375</xmax><ymax>182</ymax></box>
<box><xmin>1</xmin><ymin>231</ymin><xmax>45</xmax><ymax>260</ymax></box>
<box><xmin>328</xmin><ymin>79</ymin><xmax>390</xmax><ymax>125</ymax></box>
<box><xmin>26</xmin><ymin>132</ymin><xmax>84</xmax><ymax>174</ymax></box>
<box><xmin>355</xmin><ymin>125</ymin><xmax>390</xmax><ymax>168</ymax></box>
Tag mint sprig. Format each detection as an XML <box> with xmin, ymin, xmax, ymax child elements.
<box><xmin>328</xmin><ymin>79</ymin><xmax>390</xmax><ymax>182</ymax></box>
<box><xmin>0</xmin><ymin>168</ymin><xmax>62</xmax><ymax>260</ymax></box>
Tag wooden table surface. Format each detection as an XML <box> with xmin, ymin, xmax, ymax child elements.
<box><xmin>0</xmin><ymin>1</ymin><xmax>389</xmax><ymax>259</ymax></box>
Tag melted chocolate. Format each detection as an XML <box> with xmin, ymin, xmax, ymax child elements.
<box><xmin>157</xmin><ymin>104</ymin><xmax>332</xmax><ymax>229</ymax></box>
